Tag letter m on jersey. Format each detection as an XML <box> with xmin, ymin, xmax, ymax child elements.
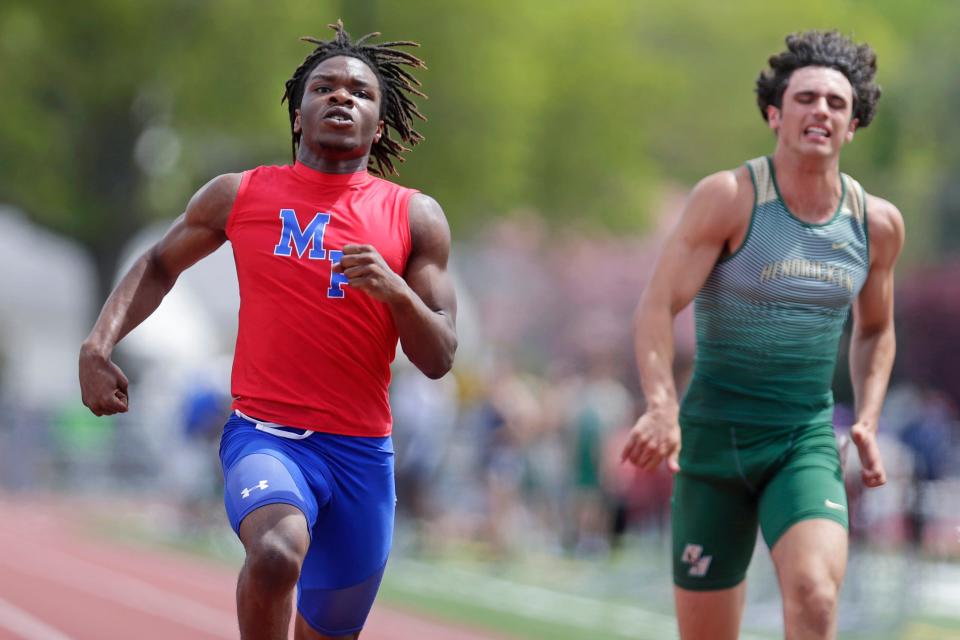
<box><xmin>273</xmin><ymin>210</ymin><xmax>331</xmax><ymax>259</ymax></box>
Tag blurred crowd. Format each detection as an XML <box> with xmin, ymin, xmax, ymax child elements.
<box><xmin>4</xmin><ymin>355</ymin><xmax>959</xmax><ymax>565</ymax></box>
<box><xmin>2</xmin><ymin>215</ymin><xmax>959</xmax><ymax>566</ymax></box>
<box><xmin>388</xmin><ymin>365</ymin><xmax>960</xmax><ymax>562</ymax></box>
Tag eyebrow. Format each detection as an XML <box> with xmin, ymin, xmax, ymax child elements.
<box><xmin>307</xmin><ymin>71</ymin><xmax>374</xmax><ymax>88</ymax></box>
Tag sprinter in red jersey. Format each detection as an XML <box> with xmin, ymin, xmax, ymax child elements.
<box><xmin>79</xmin><ymin>21</ymin><xmax>456</xmax><ymax>640</ymax></box>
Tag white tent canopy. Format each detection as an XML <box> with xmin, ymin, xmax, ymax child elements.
<box><xmin>0</xmin><ymin>208</ymin><xmax>238</xmax><ymax>409</ymax></box>
<box><xmin>0</xmin><ymin>207</ymin><xmax>96</xmax><ymax>407</ymax></box>
<box><xmin>114</xmin><ymin>222</ymin><xmax>239</xmax><ymax>367</ymax></box>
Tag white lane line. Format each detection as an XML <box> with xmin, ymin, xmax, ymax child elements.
<box><xmin>0</xmin><ymin>596</ymin><xmax>75</xmax><ymax>640</ymax></box>
<box><xmin>0</xmin><ymin>543</ymin><xmax>236</xmax><ymax>638</ymax></box>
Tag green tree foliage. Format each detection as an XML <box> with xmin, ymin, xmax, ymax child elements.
<box><xmin>0</xmin><ymin>0</ymin><xmax>337</xmax><ymax>298</ymax></box>
<box><xmin>1</xmin><ymin>0</ymin><xmax>957</xmax><ymax>302</ymax></box>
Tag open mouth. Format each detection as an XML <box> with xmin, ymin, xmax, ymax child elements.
<box><xmin>803</xmin><ymin>125</ymin><xmax>831</xmax><ymax>139</ymax></box>
<box><xmin>323</xmin><ymin>107</ymin><xmax>354</xmax><ymax>124</ymax></box>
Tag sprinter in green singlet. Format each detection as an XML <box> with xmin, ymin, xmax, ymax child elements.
<box><xmin>621</xmin><ymin>31</ymin><xmax>904</xmax><ymax>640</ymax></box>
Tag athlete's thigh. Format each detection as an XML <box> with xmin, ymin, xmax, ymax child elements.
<box><xmin>757</xmin><ymin>423</ymin><xmax>847</xmax><ymax>550</ymax></box>
<box><xmin>220</xmin><ymin>413</ymin><xmax>321</xmax><ymax>536</ymax></box>
<box><xmin>296</xmin><ymin>433</ymin><xmax>396</xmax><ymax>638</ymax></box>
<box><xmin>672</xmin><ymin>470</ymin><xmax>758</xmax><ymax>592</ymax></box>
<box><xmin>673</xmin><ymin>422</ymin><xmax>760</xmax><ymax>592</ymax></box>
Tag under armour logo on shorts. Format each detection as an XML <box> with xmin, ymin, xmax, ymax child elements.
<box><xmin>241</xmin><ymin>479</ymin><xmax>270</xmax><ymax>499</ymax></box>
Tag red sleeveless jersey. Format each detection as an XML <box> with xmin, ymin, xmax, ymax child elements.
<box><xmin>225</xmin><ymin>161</ymin><xmax>416</xmax><ymax>436</ymax></box>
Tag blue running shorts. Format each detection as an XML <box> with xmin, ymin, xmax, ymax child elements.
<box><xmin>220</xmin><ymin>411</ymin><xmax>395</xmax><ymax>636</ymax></box>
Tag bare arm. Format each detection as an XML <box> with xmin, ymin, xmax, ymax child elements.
<box><xmin>335</xmin><ymin>193</ymin><xmax>457</xmax><ymax>378</ymax></box>
<box><xmin>848</xmin><ymin>195</ymin><xmax>905</xmax><ymax>487</ymax></box>
<box><xmin>395</xmin><ymin>194</ymin><xmax>458</xmax><ymax>377</ymax></box>
<box><xmin>79</xmin><ymin>173</ymin><xmax>240</xmax><ymax>415</ymax></box>
<box><xmin>622</xmin><ymin>168</ymin><xmax>752</xmax><ymax>470</ymax></box>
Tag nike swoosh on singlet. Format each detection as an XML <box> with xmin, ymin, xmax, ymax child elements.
<box><xmin>824</xmin><ymin>499</ymin><xmax>847</xmax><ymax>512</ymax></box>
<box><xmin>832</xmin><ymin>242</ymin><xmax>849</xmax><ymax>250</ymax></box>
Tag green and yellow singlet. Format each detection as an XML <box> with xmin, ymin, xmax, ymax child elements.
<box><xmin>680</xmin><ymin>156</ymin><xmax>870</xmax><ymax>427</ymax></box>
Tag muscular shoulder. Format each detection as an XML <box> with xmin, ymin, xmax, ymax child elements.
<box><xmin>682</xmin><ymin>166</ymin><xmax>754</xmax><ymax>238</ymax></box>
<box><xmin>408</xmin><ymin>193</ymin><xmax>452</xmax><ymax>256</ymax></box>
<box><xmin>184</xmin><ymin>173</ymin><xmax>243</xmax><ymax>231</ymax></box>
<box><xmin>864</xmin><ymin>193</ymin><xmax>905</xmax><ymax>267</ymax></box>
<box><xmin>692</xmin><ymin>167</ymin><xmax>752</xmax><ymax>204</ymax></box>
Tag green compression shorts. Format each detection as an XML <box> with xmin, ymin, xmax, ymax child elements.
<box><xmin>671</xmin><ymin>420</ymin><xmax>848</xmax><ymax>591</ymax></box>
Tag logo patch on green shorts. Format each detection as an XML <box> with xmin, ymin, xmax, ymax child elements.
<box><xmin>681</xmin><ymin>543</ymin><xmax>713</xmax><ymax>577</ymax></box>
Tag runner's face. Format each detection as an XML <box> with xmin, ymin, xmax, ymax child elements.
<box><xmin>294</xmin><ymin>55</ymin><xmax>384</xmax><ymax>159</ymax></box>
<box><xmin>767</xmin><ymin>66</ymin><xmax>857</xmax><ymax>158</ymax></box>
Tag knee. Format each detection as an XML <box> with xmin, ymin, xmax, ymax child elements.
<box><xmin>244</xmin><ymin>529</ymin><xmax>307</xmax><ymax>591</ymax></box>
<box><xmin>785</xmin><ymin>574</ymin><xmax>838</xmax><ymax>635</ymax></box>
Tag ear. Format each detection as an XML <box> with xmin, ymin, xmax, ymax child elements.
<box><xmin>293</xmin><ymin>109</ymin><xmax>302</xmax><ymax>136</ymax></box>
<box><xmin>373</xmin><ymin>120</ymin><xmax>385</xmax><ymax>144</ymax></box>
<box><xmin>766</xmin><ymin>105</ymin><xmax>781</xmax><ymax>133</ymax></box>
<box><xmin>845</xmin><ymin>117</ymin><xmax>858</xmax><ymax>143</ymax></box>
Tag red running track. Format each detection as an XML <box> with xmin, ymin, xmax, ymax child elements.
<box><xmin>0</xmin><ymin>494</ymin><xmax>507</xmax><ymax>640</ymax></box>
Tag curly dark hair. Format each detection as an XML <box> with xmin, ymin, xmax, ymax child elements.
<box><xmin>756</xmin><ymin>30</ymin><xmax>881</xmax><ymax>128</ymax></box>
<box><xmin>282</xmin><ymin>20</ymin><xmax>427</xmax><ymax>176</ymax></box>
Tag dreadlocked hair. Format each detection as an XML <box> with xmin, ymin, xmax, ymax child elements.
<box><xmin>282</xmin><ymin>19</ymin><xmax>427</xmax><ymax>176</ymax></box>
<box><xmin>756</xmin><ymin>30</ymin><xmax>881</xmax><ymax>128</ymax></box>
